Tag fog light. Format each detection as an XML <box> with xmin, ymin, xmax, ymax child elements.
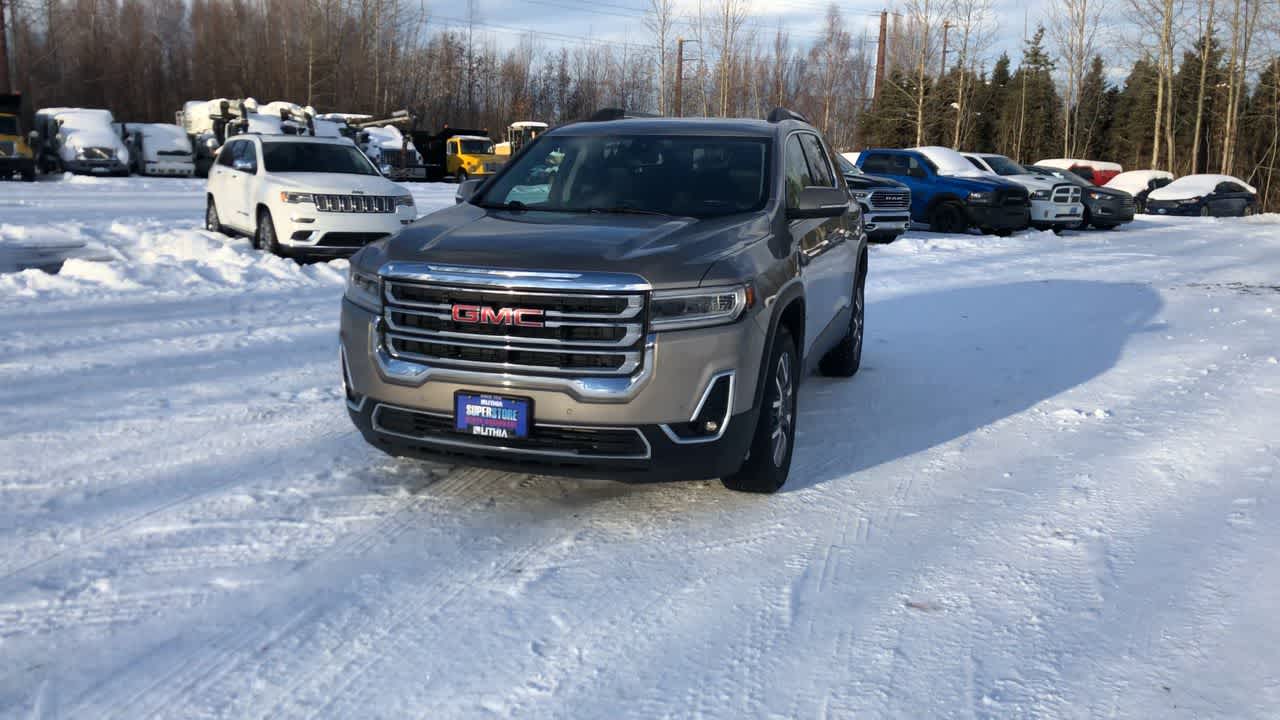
<box><xmin>661</xmin><ymin>372</ymin><xmax>734</xmax><ymax>444</ymax></box>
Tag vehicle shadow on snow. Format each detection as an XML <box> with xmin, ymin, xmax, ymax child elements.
<box><xmin>788</xmin><ymin>279</ymin><xmax>1164</xmax><ymax>491</ymax></box>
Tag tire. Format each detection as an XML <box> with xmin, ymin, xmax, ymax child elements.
<box><xmin>21</xmin><ymin>169</ymin><xmax>35</xmax><ymax>182</ymax></box>
<box><xmin>994</xmin><ymin>228</ymin><xmax>1014</xmax><ymax>237</ymax></box>
<box><xmin>1092</xmin><ymin>223</ymin><xmax>1118</xmax><ymax>230</ymax></box>
<box><xmin>255</xmin><ymin>207</ymin><xmax>279</xmax><ymax>254</ymax></box>
<box><xmin>205</xmin><ymin>196</ymin><xmax>223</xmax><ymax>234</ymax></box>
<box><xmin>819</xmin><ymin>265</ymin><xmax>866</xmax><ymax>378</ymax></box>
<box><xmin>1077</xmin><ymin>206</ymin><xmax>1092</xmax><ymax>230</ymax></box>
<box><xmin>929</xmin><ymin>202</ymin><xmax>968</xmax><ymax>234</ymax></box>
<box><xmin>1200</xmin><ymin>205</ymin><xmax>1211</xmax><ymax>217</ymax></box>
<box><xmin>722</xmin><ymin>327</ymin><xmax>798</xmax><ymax>494</ymax></box>
<box><xmin>456</xmin><ymin>169</ymin><xmax>468</xmax><ymax>184</ymax></box>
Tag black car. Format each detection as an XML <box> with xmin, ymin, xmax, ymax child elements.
<box><xmin>1029</xmin><ymin>165</ymin><xmax>1135</xmax><ymax>230</ymax></box>
<box><xmin>1143</xmin><ymin>175</ymin><xmax>1259</xmax><ymax>217</ymax></box>
<box><xmin>837</xmin><ymin>154</ymin><xmax>911</xmax><ymax>243</ymax></box>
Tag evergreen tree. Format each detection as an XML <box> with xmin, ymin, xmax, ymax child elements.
<box><xmin>1171</xmin><ymin>34</ymin><xmax>1225</xmax><ymax>173</ymax></box>
<box><xmin>1110</xmin><ymin>58</ymin><xmax>1160</xmax><ymax>168</ymax></box>
<box><xmin>1000</xmin><ymin>27</ymin><xmax>1061</xmax><ymax>163</ymax></box>
<box><xmin>1073</xmin><ymin>56</ymin><xmax>1114</xmax><ymax>160</ymax></box>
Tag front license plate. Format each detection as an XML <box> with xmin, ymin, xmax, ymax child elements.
<box><xmin>90</xmin><ymin>167</ymin><xmax>109</xmax><ymax>174</ymax></box>
<box><xmin>1068</xmin><ymin>206</ymin><xmax>1081</xmax><ymax>215</ymax></box>
<box><xmin>455</xmin><ymin>393</ymin><xmax>530</xmax><ymax>440</ymax></box>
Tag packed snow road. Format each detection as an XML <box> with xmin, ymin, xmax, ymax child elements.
<box><xmin>2</xmin><ymin>177</ymin><xmax>1279</xmax><ymax>718</ymax></box>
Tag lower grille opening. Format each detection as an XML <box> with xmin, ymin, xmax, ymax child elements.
<box><xmin>374</xmin><ymin>405</ymin><xmax>649</xmax><ymax>458</ymax></box>
<box><xmin>390</xmin><ymin>337</ymin><xmax>629</xmax><ymax>372</ymax></box>
<box><xmin>317</xmin><ymin>232</ymin><xmax>390</xmax><ymax>247</ymax></box>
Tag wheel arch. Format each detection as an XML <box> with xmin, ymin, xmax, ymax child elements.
<box><xmin>753</xmin><ymin>285</ymin><xmax>805</xmax><ymax>411</ymax></box>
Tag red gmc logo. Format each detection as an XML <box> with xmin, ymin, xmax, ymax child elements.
<box><xmin>452</xmin><ymin>304</ymin><xmax>545</xmax><ymax>328</ymax></box>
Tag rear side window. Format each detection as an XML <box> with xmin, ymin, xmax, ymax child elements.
<box><xmin>1217</xmin><ymin>182</ymin><xmax>1246</xmax><ymax>193</ymax></box>
<box><xmin>784</xmin><ymin>135</ymin><xmax>814</xmax><ymax>206</ymax></box>
<box><xmin>966</xmin><ymin>156</ymin><xmax>986</xmax><ymax>171</ymax></box>
<box><xmin>860</xmin><ymin>153</ymin><xmax>896</xmax><ymax>175</ymax></box>
<box><xmin>798</xmin><ymin>134</ymin><xmax>836</xmax><ymax>188</ymax></box>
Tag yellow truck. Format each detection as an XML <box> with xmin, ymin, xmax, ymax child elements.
<box><xmin>0</xmin><ymin>93</ymin><xmax>36</xmax><ymax>181</ymax></box>
<box><xmin>411</xmin><ymin>127</ymin><xmax>506</xmax><ymax>183</ymax></box>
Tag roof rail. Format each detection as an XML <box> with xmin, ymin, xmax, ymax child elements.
<box><xmin>586</xmin><ymin>108</ymin><xmax>660</xmax><ymax>122</ymax></box>
<box><xmin>767</xmin><ymin>107</ymin><xmax>809</xmax><ymax>124</ymax></box>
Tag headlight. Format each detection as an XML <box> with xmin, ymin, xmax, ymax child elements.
<box><xmin>967</xmin><ymin>191</ymin><xmax>994</xmax><ymax>205</ymax></box>
<box><xmin>1031</xmin><ymin>189</ymin><xmax>1051</xmax><ymax>201</ymax></box>
<box><xmin>395</xmin><ymin>194</ymin><xmax>415</xmax><ymax>207</ymax></box>
<box><xmin>851</xmin><ymin>190</ymin><xmax>870</xmax><ymax>200</ymax></box>
<box><xmin>74</xmin><ymin>148</ymin><xmax>86</xmax><ymax>159</ymax></box>
<box><xmin>280</xmin><ymin>191</ymin><xmax>314</xmax><ymax>204</ymax></box>
<box><xmin>1087</xmin><ymin>191</ymin><xmax>1106</xmax><ymax>200</ymax></box>
<box><xmin>345</xmin><ymin>267</ymin><xmax>381</xmax><ymax>313</ymax></box>
<box><xmin>650</xmin><ymin>285</ymin><xmax>752</xmax><ymax>332</ymax></box>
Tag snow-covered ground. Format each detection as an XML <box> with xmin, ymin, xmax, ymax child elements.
<box><xmin>2</xmin><ymin>177</ymin><xmax>1279</xmax><ymax>718</ymax></box>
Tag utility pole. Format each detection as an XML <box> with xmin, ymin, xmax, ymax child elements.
<box><xmin>0</xmin><ymin>0</ymin><xmax>11</xmax><ymax>95</ymax></box>
<box><xmin>675</xmin><ymin>37</ymin><xmax>694</xmax><ymax>117</ymax></box>
<box><xmin>940</xmin><ymin>20</ymin><xmax>951</xmax><ymax>77</ymax></box>
<box><xmin>874</xmin><ymin>10</ymin><xmax>887</xmax><ymax>103</ymax></box>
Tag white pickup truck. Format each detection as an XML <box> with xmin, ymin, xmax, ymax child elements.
<box><xmin>963</xmin><ymin>152</ymin><xmax>1084</xmax><ymax>232</ymax></box>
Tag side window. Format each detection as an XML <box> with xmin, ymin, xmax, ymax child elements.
<box><xmin>798</xmin><ymin>134</ymin><xmax>836</xmax><ymax>188</ymax></box>
<box><xmin>234</xmin><ymin>141</ymin><xmax>257</xmax><ymax>173</ymax></box>
<box><xmin>965</xmin><ymin>156</ymin><xmax>986</xmax><ymax>171</ymax></box>
<box><xmin>907</xmin><ymin>156</ymin><xmax>930</xmax><ymax>179</ymax></box>
<box><xmin>784</xmin><ymin>135</ymin><xmax>814</xmax><ymax>207</ymax></box>
<box><xmin>860</xmin><ymin>153</ymin><xmax>897</xmax><ymax>176</ymax></box>
<box><xmin>217</xmin><ymin>141</ymin><xmax>239</xmax><ymax>167</ymax></box>
<box><xmin>446</xmin><ymin>140</ymin><xmax>456</xmax><ymax>156</ymax></box>
<box><xmin>1217</xmin><ymin>182</ymin><xmax>1245</xmax><ymax>193</ymax></box>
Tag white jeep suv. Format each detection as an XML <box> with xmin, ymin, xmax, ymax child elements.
<box><xmin>962</xmin><ymin>152</ymin><xmax>1083</xmax><ymax>232</ymax></box>
<box><xmin>205</xmin><ymin>134</ymin><xmax>416</xmax><ymax>259</ymax></box>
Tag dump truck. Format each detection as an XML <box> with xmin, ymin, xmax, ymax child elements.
<box><xmin>0</xmin><ymin>93</ymin><xmax>37</xmax><ymax>181</ymax></box>
<box><xmin>495</xmin><ymin>120</ymin><xmax>548</xmax><ymax>157</ymax></box>
<box><xmin>411</xmin><ymin>127</ymin><xmax>505</xmax><ymax>182</ymax></box>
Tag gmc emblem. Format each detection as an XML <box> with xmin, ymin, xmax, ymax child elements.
<box><xmin>452</xmin><ymin>304</ymin><xmax>545</xmax><ymax>328</ymax></box>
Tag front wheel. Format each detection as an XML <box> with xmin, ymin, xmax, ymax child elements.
<box><xmin>929</xmin><ymin>202</ymin><xmax>968</xmax><ymax>234</ymax></box>
<box><xmin>722</xmin><ymin>327</ymin><xmax>798</xmax><ymax>494</ymax></box>
<box><xmin>456</xmin><ymin>169</ymin><xmax>469</xmax><ymax>184</ymax></box>
<box><xmin>255</xmin><ymin>207</ymin><xmax>279</xmax><ymax>254</ymax></box>
<box><xmin>205</xmin><ymin>196</ymin><xmax>223</xmax><ymax>234</ymax></box>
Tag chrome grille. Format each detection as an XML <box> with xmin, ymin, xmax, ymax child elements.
<box><xmin>314</xmin><ymin>194</ymin><xmax>396</xmax><ymax>213</ymax></box>
<box><xmin>381</xmin><ymin>280</ymin><xmax>647</xmax><ymax>377</ymax></box>
<box><xmin>867</xmin><ymin>190</ymin><xmax>910</xmax><ymax>210</ymax></box>
<box><xmin>83</xmin><ymin>147</ymin><xmax>115</xmax><ymax>160</ymax></box>
<box><xmin>1051</xmin><ymin>184</ymin><xmax>1082</xmax><ymax>204</ymax></box>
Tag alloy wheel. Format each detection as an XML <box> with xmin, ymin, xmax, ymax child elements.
<box><xmin>770</xmin><ymin>351</ymin><xmax>795</xmax><ymax>467</ymax></box>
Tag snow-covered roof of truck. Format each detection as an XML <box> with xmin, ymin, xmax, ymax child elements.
<box><xmin>54</xmin><ymin>109</ymin><xmax>116</xmax><ymax>130</ymax></box>
<box><xmin>315</xmin><ymin>112</ymin><xmax>374</xmax><ymax>123</ymax></box>
<box><xmin>510</xmin><ymin>121</ymin><xmax>548</xmax><ymax>129</ymax></box>
<box><xmin>1147</xmin><ymin>174</ymin><xmax>1256</xmax><ymax>200</ymax></box>
<box><xmin>911</xmin><ymin>145</ymin><xmax>989</xmax><ymax>178</ymax></box>
<box><xmin>1037</xmin><ymin>158</ymin><xmax>1123</xmax><ymax>172</ymax></box>
<box><xmin>362</xmin><ymin>125</ymin><xmax>417</xmax><ymax>152</ymax></box>
<box><xmin>1104</xmin><ymin>170</ymin><xmax>1175</xmax><ymax>195</ymax></box>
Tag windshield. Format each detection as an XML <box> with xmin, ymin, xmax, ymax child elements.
<box><xmin>0</xmin><ymin>116</ymin><xmax>17</xmax><ymax>135</ymax></box>
<box><xmin>983</xmin><ymin>155</ymin><xmax>1028</xmax><ymax>176</ymax></box>
<box><xmin>262</xmin><ymin>142</ymin><xmax>378</xmax><ymax>175</ymax></box>
<box><xmin>459</xmin><ymin>139</ymin><xmax>495</xmax><ymax>155</ymax></box>
<box><xmin>478</xmin><ymin>134</ymin><xmax>771</xmax><ymax>218</ymax></box>
<box><xmin>1033</xmin><ymin>166</ymin><xmax>1091</xmax><ymax>186</ymax></box>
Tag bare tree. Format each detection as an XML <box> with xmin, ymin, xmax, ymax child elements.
<box><xmin>644</xmin><ymin>0</ymin><xmax>675</xmax><ymax>115</ymax></box>
<box><xmin>948</xmin><ymin>0</ymin><xmax>996</xmax><ymax>148</ymax></box>
<box><xmin>1220</xmin><ymin>0</ymin><xmax>1262</xmax><ymax>173</ymax></box>
<box><xmin>713</xmin><ymin>0</ymin><xmax>748</xmax><ymax>116</ymax></box>
<box><xmin>1048</xmin><ymin>0</ymin><xmax>1102</xmax><ymax>157</ymax></box>
<box><xmin>902</xmin><ymin>0</ymin><xmax>943</xmax><ymax>146</ymax></box>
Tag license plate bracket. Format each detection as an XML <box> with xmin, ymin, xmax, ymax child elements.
<box><xmin>454</xmin><ymin>392</ymin><xmax>531</xmax><ymax>440</ymax></box>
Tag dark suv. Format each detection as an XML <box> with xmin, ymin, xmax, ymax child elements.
<box><xmin>340</xmin><ymin>109</ymin><xmax>868</xmax><ymax>493</ymax></box>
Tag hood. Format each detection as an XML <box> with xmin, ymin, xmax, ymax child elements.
<box><xmin>269</xmin><ymin>172</ymin><xmax>403</xmax><ymax>194</ymax></box>
<box><xmin>372</xmin><ymin>204</ymin><xmax>773</xmax><ymax>288</ymax></box>
<box><xmin>941</xmin><ymin>174</ymin><xmax>1026</xmax><ymax>193</ymax></box>
<box><xmin>843</xmin><ymin>172</ymin><xmax>906</xmax><ymax>191</ymax></box>
<box><xmin>62</xmin><ymin>127</ymin><xmax>126</xmax><ymax>152</ymax></box>
<box><xmin>1000</xmin><ymin>173</ymin><xmax>1057</xmax><ymax>192</ymax></box>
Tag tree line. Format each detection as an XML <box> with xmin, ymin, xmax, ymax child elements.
<box><xmin>2</xmin><ymin>0</ymin><xmax>1277</xmax><ymax>208</ymax></box>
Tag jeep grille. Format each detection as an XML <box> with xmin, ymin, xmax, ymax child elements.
<box><xmin>314</xmin><ymin>194</ymin><xmax>396</xmax><ymax>213</ymax></box>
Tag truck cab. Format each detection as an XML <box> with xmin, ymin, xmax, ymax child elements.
<box><xmin>414</xmin><ymin>128</ymin><xmax>506</xmax><ymax>183</ymax></box>
<box><xmin>855</xmin><ymin>147</ymin><xmax>1029</xmax><ymax>235</ymax></box>
<box><xmin>0</xmin><ymin>93</ymin><xmax>36</xmax><ymax>181</ymax></box>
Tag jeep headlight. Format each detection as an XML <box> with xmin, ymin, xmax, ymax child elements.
<box><xmin>967</xmin><ymin>191</ymin><xmax>994</xmax><ymax>205</ymax></box>
<box><xmin>395</xmin><ymin>194</ymin><xmax>415</xmax><ymax>207</ymax></box>
<box><xmin>650</xmin><ymin>285</ymin><xmax>752</xmax><ymax>331</ymax></box>
<box><xmin>1031</xmin><ymin>189</ymin><xmax>1051</xmax><ymax>201</ymax></box>
<box><xmin>280</xmin><ymin>191</ymin><xmax>314</xmax><ymax>204</ymax></box>
<box><xmin>345</xmin><ymin>267</ymin><xmax>382</xmax><ymax>313</ymax></box>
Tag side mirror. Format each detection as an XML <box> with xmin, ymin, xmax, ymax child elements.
<box><xmin>456</xmin><ymin>178</ymin><xmax>483</xmax><ymax>204</ymax></box>
<box><xmin>232</xmin><ymin>158</ymin><xmax>255</xmax><ymax>173</ymax></box>
<box><xmin>787</xmin><ymin>187</ymin><xmax>850</xmax><ymax>219</ymax></box>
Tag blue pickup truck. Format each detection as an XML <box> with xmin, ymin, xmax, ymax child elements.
<box><xmin>854</xmin><ymin>147</ymin><xmax>1030</xmax><ymax>235</ymax></box>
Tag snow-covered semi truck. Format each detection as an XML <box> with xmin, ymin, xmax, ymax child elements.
<box><xmin>33</xmin><ymin>107</ymin><xmax>130</xmax><ymax>175</ymax></box>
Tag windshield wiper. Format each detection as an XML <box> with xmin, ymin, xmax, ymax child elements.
<box><xmin>587</xmin><ymin>205</ymin><xmax>671</xmax><ymax>217</ymax></box>
<box><xmin>477</xmin><ymin>200</ymin><xmax>529</xmax><ymax>211</ymax></box>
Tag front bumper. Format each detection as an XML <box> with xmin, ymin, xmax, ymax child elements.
<box><xmin>1084</xmin><ymin>196</ymin><xmax>1135</xmax><ymax>224</ymax></box>
<box><xmin>142</xmin><ymin>160</ymin><xmax>195</xmax><ymax>177</ymax></box>
<box><xmin>1029</xmin><ymin>200</ymin><xmax>1085</xmax><ymax>229</ymax></box>
<box><xmin>862</xmin><ymin>209</ymin><xmax>909</xmax><ymax>236</ymax></box>
<box><xmin>1144</xmin><ymin>201</ymin><xmax>1199</xmax><ymax>216</ymax></box>
<box><xmin>966</xmin><ymin>203</ymin><xmax>1030</xmax><ymax>231</ymax></box>
<box><xmin>340</xmin><ymin>298</ymin><xmax>767</xmax><ymax>481</ymax></box>
<box><xmin>272</xmin><ymin>205</ymin><xmax>417</xmax><ymax>258</ymax></box>
<box><xmin>0</xmin><ymin>156</ymin><xmax>34</xmax><ymax>177</ymax></box>
<box><xmin>63</xmin><ymin>158</ymin><xmax>128</xmax><ymax>175</ymax></box>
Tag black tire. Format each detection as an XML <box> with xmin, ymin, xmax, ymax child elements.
<box><xmin>205</xmin><ymin>196</ymin><xmax>223</xmax><ymax>234</ymax></box>
<box><xmin>1077</xmin><ymin>206</ymin><xmax>1092</xmax><ymax>230</ymax></box>
<box><xmin>819</xmin><ymin>265</ymin><xmax>866</xmax><ymax>378</ymax></box>
<box><xmin>21</xmin><ymin>167</ymin><xmax>35</xmax><ymax>182</ymax></box>
<box><xmin>1092</xmin><ymin>222</ymin><xmax>1118</xmax><ymax>230</ymax></box>
<box><xmin>722</xmin><ymin>327</ymin><xmax>798</xmax><ymax>494</ymax></box>
<box><xmin>255</xmin><ymin>207</ymin><xmax>278</xmax><ymax>254</ymax></box>
<box><xmin>456</xmin><ymin>169</ymin><xmax>468</xmax><ymax>184</ymax></box>
<box><xmin>994</xmin><ymin>228</ymin><xmax>1014</xmax><ymax>237</ymax></box>
<box><xmin>929</xmin><ymin>202</ymin><xmax>968</xmax><ymax>234</ymax></box>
